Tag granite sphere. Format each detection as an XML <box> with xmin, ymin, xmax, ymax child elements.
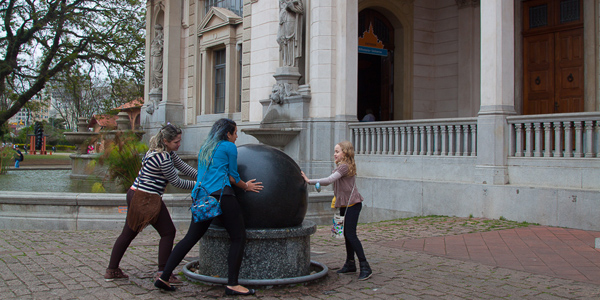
<box><xmin>231</xmin><ymin>144</ymin><xmax>307</xmax><ymax>228</ymax></box>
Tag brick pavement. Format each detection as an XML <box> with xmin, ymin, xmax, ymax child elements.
<box><xmin>0</xmin><ymin>217</ymin><xmax>599</xmax><ymax>299</ymax></box>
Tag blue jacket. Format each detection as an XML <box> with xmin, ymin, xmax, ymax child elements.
<box><xmin>193</xmin><ymin>141</ymin><xmax>241</xmax><ymax>195</ymax></box>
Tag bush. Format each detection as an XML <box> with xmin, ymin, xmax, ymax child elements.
<box><xmin>0</xmin><ymin>147</ymin><xmax>14</xmax><ymax>174</ymax></box>
<box><xmin>97</xmin><ymin>132</ymin><xmax>148</xmax><ymax>192</ymax></box>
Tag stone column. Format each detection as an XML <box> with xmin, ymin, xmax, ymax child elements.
<box><xmin>475</xmin><ymin>0</ymin><xmax>516</xmax><ymax>185</ymax></box>
<box><xmin>157</xmin><ymin>0</ymin><xmax>184</xmax><ymax>124</ymax></box>
<box><xmin>335</xmin><ymin>0</ymin><xmax>358</xmax><ymax>119</ymax></box>
<box><xmin>457</xmin><ymin>1</ymin><xmax>480</xmax><ymax>117</ymax></box>
<box><xmin>225</xmin><ymin>43</ymin><xmax>235</xmax><ymax>113</ymax></box>
<box><xmin>199</xmin><ymin>49</ymin><xmax>209</xmax><ymax>115</ymax></box>
<box><xmin>141</xmin><ymin>1</ymin><xmax>155</xmax><ymax>127</ymax></box>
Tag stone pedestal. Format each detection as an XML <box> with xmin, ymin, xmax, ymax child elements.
<box><xmin>273</xmin><ymin>67</ymin><xmax>301</xmax><ymax>88</ymax></box>
<box><xmin>116</xmin><ymin>112</ymin><xmax>131</xmax><ymax>131</ymax></box>
<box><xmin>194</xmin><ymin>221</ymin><xmax>316</xmax><ymax>280</ymax></box>
<box><xmin>69</xmin><ymin>153</ymin><xmax>105</xmax><ymax>180</ymax></box>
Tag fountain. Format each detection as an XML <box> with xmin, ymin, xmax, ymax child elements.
<box><xmin>63</xmin><ymin>117</ymin><xmax>102</xmax><ymax>180</ymax></box>
<box><xmin>183</xmin><ymin>144</ymin><xmax>328</xmax><ymax>286</ymax></box>
<box><xmin>64</xmin><ymin>113</ymin><xmax>144</xmax><ymax>181</ymax></box>
<box><xmin>63</xmin><ymin>117</ymin><xmax>100</xmax><ymax>155</ymax></box>
<box><xmin>241</xmin><ymin>0</ymin><xmax>310</xmax><ymax>152</ymax></box>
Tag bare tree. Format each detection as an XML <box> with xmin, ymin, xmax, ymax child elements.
<box><xmin>0</xmin><ymin>0</ymin><xmax>145</xmax><ymax>126</ymax></box>
<box><xmin>49</xmin><ymin>65</ymin><xmax>112</xmax><ymax>130</ymax></box>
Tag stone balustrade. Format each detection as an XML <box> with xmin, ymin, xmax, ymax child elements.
<box><xmin>349</xmin><ymin>118</ymin><xmax>478</xmax><ymax>157</ymax></box>
<box><xmin>507</xmin><ymin>112</ymin><xmax>600</xmax><ymax>158</ymax></box>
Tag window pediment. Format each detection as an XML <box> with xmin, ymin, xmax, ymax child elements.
<box><xmin>198</xmin><ymin>7</ymin><xmax>242</xmax><ymax>37</ymax></box>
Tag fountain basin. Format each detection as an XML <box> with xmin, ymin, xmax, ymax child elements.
<box><xmin>64</xmin><ymin>132</ymin><xmax>99</xmax><ymax>154</ymax></box>
<box><xmin>186</xmin><ymin>221</ymin><xmax>326</xmax><ymax>284</ymax></box>
<box><xmin>184</xmin><ymin>260</ymin><xmax>328</xmax><ymax>286</ymax></box>
<box><xmin>241</xmin><ymin>128</ymin><xmax>301</xmax><ymax>149</ymax></box>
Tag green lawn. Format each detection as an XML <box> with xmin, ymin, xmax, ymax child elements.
<box><xmin>20</xmin><ymin>152</ymin><xmax>73</xmax><ymax>166</ymax></box>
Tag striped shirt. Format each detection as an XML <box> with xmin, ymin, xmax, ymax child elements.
<box><xmin>131</xmin><ymin>151</ymin><xmax>197</xmax><ymax>195</ymax></box>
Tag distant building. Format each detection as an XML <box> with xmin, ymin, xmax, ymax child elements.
<box><xmin>7</xmin><ymin>94</ymin><xmax>50</xmax><ymax>128</ymax></box>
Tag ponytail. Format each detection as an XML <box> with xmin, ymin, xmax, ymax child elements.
<box><xmin>148</xmin><ymin>123</ymin><xmax>182</xmax><ymax>152</ymax></box>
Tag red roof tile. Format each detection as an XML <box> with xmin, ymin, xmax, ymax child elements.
<box><xmin>89</xmin><ymin>114</ymin><xmax>118</xmax><ymax>128</ymax></box>
<box><xmin>114</xmin><ymin>98</ymin><xmax>143</xmax><ymax>111</ymax></box>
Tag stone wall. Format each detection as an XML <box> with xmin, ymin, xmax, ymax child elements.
<box><xmin>0</xmin><ymin>191</ymin><xmax>333</xmax><ymax>231</ymax></box>
<box><xmin>356</xmin><ymin>155</ymin><xmax>600</xmax><ymax>231</ymax></box>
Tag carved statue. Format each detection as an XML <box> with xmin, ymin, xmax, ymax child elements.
<box><xmin>150</xmin><ymin>24</ymin><xmax>164</xmax><ymax>91</ymax></box>
<box><xmin>276</xmin><ymin>0</ymin><xmax>304</xmax><ymax>67</ymax></box>
<box><xmin>270</xmin><ymin>82</ymin><xmax>299</xmax><ymax>104</ymax></box>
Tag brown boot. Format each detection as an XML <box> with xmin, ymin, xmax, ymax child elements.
<box><xmin>104</xmin><ymin>268</ymin><xmax>129</xmax><ymax>282</ymax></box>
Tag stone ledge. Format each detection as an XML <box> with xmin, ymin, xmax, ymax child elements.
<box><xmin>0</xmin><ymin>192</ymin><xmax>332</xmax><ymax>230</ymax></box>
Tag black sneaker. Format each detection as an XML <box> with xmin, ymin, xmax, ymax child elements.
<box><xmin>358</xmin><ymin>261</ymin><xmax>372</xmax><ymax>281</ymax></box>
<box><xmin>336</xmin><ymin>260</ymin><xmax>357</xmax><ymax>274</ymax></box>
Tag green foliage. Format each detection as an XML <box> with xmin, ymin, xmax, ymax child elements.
<box><xmin>0</xmin><ymin>146</ymin><xmax>14</xmax><ymax>174</ymax></box>
<box><xmin>91</xmin><ymin>182</ymin><xmax>106</xmax><ymax>193</ymax></box>
<box><xmin>0</xmin><ymin>0</ymin><xmax>146</xmax><ymax>126</ymax></box>
<box><xmin>97</xmin><ymin>132</ymin><xmax>148</xmax><ymax>192</ymax></box>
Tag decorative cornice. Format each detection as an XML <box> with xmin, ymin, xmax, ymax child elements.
<box><xmin>197</xmin><ymin>7</ymin><xmax>242</xmax><ymax>37</ymax></box>
<box><xmin>456</xmin><ymin>0</ymin><xmax>480</xmax><ymax>9</ymax></box>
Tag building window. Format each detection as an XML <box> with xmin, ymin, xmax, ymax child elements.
<box><xmin>205</xmin><ymin>0</ymin><xmax>243</xmax><ymax>17</ymax></box>
<box><xmin>529</xmin><ymin>4</ymin><xmax>548</xmax><ymax>28</ymax></box>
<box><xmin>214</xmin><ymin>49</ymin><xmax>226</xmax><ymax>113</ymax></box>
<box><xmin>560</xmin><ymin>0</ymin><xmax>580</xmax><ymax>23</ymax></box>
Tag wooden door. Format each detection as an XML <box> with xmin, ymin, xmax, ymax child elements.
<box><xmin>524</xmin><ymin>33</ymin><xmax>555</xmax><ymax>114</ymax></box>
<box><xmin>555</xmin><ymin>28</ymin><xmax>584</xmax><ymax>112</ymax></box>
<box><xmin>522</xmin><ymin>0</ymin><xmax>583</xmax><ymax>115</ymax></box>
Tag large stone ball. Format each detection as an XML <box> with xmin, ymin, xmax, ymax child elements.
<box><xmin>231</xmin><ymin>144</ymin><xmax>307</xmax><ymax>228</ymax></box>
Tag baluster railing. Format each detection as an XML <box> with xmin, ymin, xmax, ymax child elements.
<box><xmin>350</xmin><ymin>118</ymin><xmax>477</xmax><ymax>157</ymax></box>
<box><xmin>507</xmin><ymin>112</ymin><xmax>600</xmax><ymax>159</ymax></box>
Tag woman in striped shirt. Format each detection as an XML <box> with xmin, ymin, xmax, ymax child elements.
<box><xmin>104</xmin><ymin>124</ymin><xmax>197</xmax><ymax>284</ymax></box>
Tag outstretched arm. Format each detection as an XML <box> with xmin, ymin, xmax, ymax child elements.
<box><xmin>301</xmin><ymin>171</ymin><xmax>342</xmax><ymax>186</ymax></box>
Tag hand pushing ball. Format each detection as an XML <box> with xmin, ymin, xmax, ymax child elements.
<box><xmin>233</xmin><ymin>144</ymin><xmax>308</xmax><ymax>228</ymax></box>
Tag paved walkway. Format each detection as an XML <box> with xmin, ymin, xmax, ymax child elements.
<box><xmin>386</xmin><ymin>226</ymin><xmax>600</xmax><ymax>285</ymax></box>
<box><xmin>1</xmin><ymin>217</ymin><xmax>599</xmax><ymax>299</ymax></box>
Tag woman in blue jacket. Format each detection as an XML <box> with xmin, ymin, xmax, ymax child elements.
<box><xmin>155</xmin><ymin>118</ymin><xmax>263</xmax><ymax>296</ymax></box>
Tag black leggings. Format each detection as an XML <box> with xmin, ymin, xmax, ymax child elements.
<box><xmin>340</xmin><ymin>202</ymin><xmax>367</xmax><ymax>262</ymax></box>
<box><xmin>160</xmin><ymin>194</ymin><xmax>246</xmax><ymax>286</ymax></box>
<box><xmin>108</xmin><ymin>189</ymin><xmax>176</xmax><ymax>271</ymax></box>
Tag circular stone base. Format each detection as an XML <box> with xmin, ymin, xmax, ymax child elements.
<box><xmin>191</xmin><ymin>220</ymin><xmax>317</xmax><ymax>280</ymax></box>
<box><xmin>184</xmin><ymin>260</ymin><xmax>328</xmax><ymax>286</ymax></box>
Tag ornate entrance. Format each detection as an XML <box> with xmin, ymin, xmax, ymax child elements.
<box><xmin>357</xmin><ymin>9</ymin><xmax>395</xmax><ymax>121</ymax></box>
<box><xmin>523</xmin><ymin>0</ymin><xmax>584</xmax><ymax>114</ymax></box>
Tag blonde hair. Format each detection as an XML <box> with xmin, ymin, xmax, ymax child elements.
<box><xmin>336</xmin><ymin>140</ymin><xmax>357</xmax><ymax>177</ymax></box>
<box><xmin>148</xmin><ymin>124</ymin><xmax>182</xmax><ymax>153</ymax></box>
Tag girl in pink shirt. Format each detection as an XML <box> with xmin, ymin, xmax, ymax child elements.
<box><xmin>301</xmin><ymin>141</ymin><xmax>372</xmax><ymax>280</ymax></box>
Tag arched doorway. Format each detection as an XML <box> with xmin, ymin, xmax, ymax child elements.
<box><xmin>358</xmin><ymin>9</ymin><xmax>395</xmax><ymax>121</ymax></box>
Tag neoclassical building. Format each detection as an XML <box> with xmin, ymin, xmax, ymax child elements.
<box><xmin>142</xmin><ymin>0</ymin><xmax>600</xmax><ymax>230</ymax></box>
